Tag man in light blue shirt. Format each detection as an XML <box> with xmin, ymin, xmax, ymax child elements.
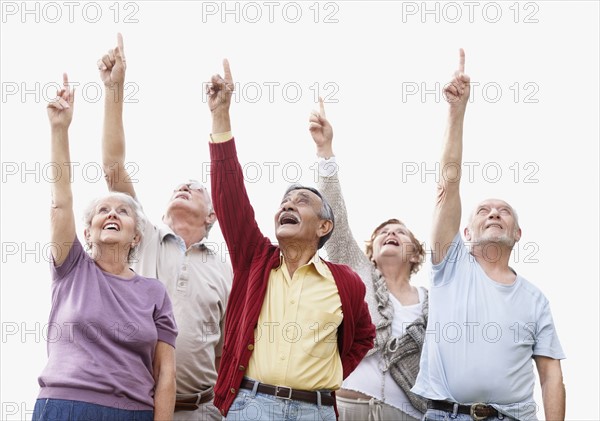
<box><xmin>412</xmin><ymin>50</ymin><xmax>565</xmax><ymax>421</ymax></box>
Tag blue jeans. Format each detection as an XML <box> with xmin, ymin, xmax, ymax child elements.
<box><xmin>423</xmin><ymin>409</ymin><xmax>516</xmax><ymax>421</ymax></box>
<box><xmin>32</xmin><ymin>399</ymin><xmax>153</xmax><ymax>421</ymax></box>
<box><xmin>225</xmin><ymin>385</ymin><xmax>336</xmax><ymax>421</ymax></box>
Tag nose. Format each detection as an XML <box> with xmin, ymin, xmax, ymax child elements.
<box><xmin>488</xmin><ymin>208</ymin><xmax>500</xmax><ymax>218</ymax></box>
<box><xmin>107</xmin><ymin>208</ymin><xmax>118</xmax><ymax>218</ymax></box>
<box><xmin>280</xmin><ymin>199</ymin><xmax>296</xmax><ymax>212</ymax></box>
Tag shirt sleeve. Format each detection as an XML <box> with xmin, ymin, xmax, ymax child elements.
<box><xmin>431</xmin><ymin>232</ymin><xmax>468</xmax><ymax>287</ymax></box>
<box><xmin>532</xmin><ymin>300</ymin><xmax>566</xmax><ymax>360</ymax></box>
<box><xmin>51</xmin><ymin>236</ymin><xmax>87</xmax><ymax>282</ymax></box>
<box><xmin>154</xmin><ymin>288</ymin><xmax>178</xmax><ymax>348</ymax></box>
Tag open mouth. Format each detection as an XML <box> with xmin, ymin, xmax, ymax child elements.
<box><xmin>103</xmin><ymin>223</ymin><xmax>120</xmax><ymax>231</ymax></box>
<box><xmin>486</xmin><ymin>223</ymin><xmax>503</xmax><ymax>230</ymax></box>
<box><xmin>279</xmin><ymin>213</ymin><xmax>299</xmax><ymax>225</ymax></box>
<box><xmin>384</xmin><ymin>239</ymin><xmax>399</xmax><ymax>246</ymax></box>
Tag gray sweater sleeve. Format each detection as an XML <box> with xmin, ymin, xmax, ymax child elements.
<box><xmin>318</xmin><ymin>172</ymin><xmax>373</xmax><ymax>282</ymax></box>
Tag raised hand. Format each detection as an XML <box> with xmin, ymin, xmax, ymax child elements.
<box><xmin>443</xmin><ymin>48</ymin><xmax>470</xmax><ymax>112</ymax></box>
<box><xmin>47</xmin><ymin>73</ymin><xmax>75</xmax><ymax>129</ymax></box>
<box><xmin>207</xmin><ymin>59</ymin><xmax>234</xmax><ymax>114</ymax></box>
<box><xmin>309</xmin><ymin>97</ymin><xmax>334</xmax><ymax>158</ymax></box>
<box><xmin>98</xmin><ymin>33</ymin><xmax>126</xmax><ymax>88</ymax></box>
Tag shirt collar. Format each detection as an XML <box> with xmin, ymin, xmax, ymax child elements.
<box><xmin>276</xmin><ymin>251</ymin><xmax>329</xmax><ymax>278</ymax></box>
<box><xmin>158</xmin><ymin>224</ymin><xmax>212</xmax><ymax>253</ymax></box>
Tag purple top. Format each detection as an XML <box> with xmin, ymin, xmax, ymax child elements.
<box><xmin>37</xmin><ymin>237</ymin><xmax>178</xmax><ymax>410</ymax></box>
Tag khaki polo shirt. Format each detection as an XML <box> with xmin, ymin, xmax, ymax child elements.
<box><xmin>133</xmin><ymin>214</ymin><xmax>232</xmax><ymax>394</ymax></box>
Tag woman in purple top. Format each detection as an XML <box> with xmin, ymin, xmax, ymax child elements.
<box><xmin>33</xmin><ymin>74</ymin><xmax>178</xmax><ymax>421</ymax></box>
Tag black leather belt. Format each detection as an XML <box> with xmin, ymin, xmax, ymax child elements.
<box><xmin>174</xmin><ymin>389</ymin><xmax>215</xmax><ymax>411</ymax></box>
<box><xmin>240</xmin><ymin>378</ymin><xmax>335</xmax><ymax>406</ymax></box>
<box><xmin>429</xmin><ymin>400</ymin><xmax>499</xmax><ymax>420</ymax></box>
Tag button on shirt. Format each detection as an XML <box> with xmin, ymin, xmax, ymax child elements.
<box><xmin>133</xmin><ymin>215</ymin><xmax>232</xmax><ymax>394</ymax></box>
<box><xmin>246</xmin><ymin>253</ymin><xmax>343</xmax><ymax>390</ymax></box>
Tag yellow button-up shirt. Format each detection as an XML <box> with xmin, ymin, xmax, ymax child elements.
<box><xmin>246</xmin><ymin>253</ymin><xmax>343</xmax><ymax>390</ymax></box>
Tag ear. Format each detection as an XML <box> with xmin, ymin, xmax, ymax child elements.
<box><xmin>206</xmin><ymin>211</ymin><xmax>217</xmax><ymax>226</ymax></box>
<box><xmin>317</xmin><ymin>219</ymin><xmax>333</xmax><ymax>240</ymax></box>
<box><xmin>409</xmin><ymin>254</ymin><xmax>419</xmax><ymax>263</ymax></box>
<box><xmin>84</xmin><ymin>228</ymin><xmax>91</xmax><ymax>244</ymax></box>
<box><xmin>514</xmin><ymin>227</ymin><xmax>522</xmax><ymax>243</ymax></box>
<box><xmin>131</xmin><ymin>233</ymin><xmax>141</xmax><ymax>248</ymax></box>
<box><xmin>463</xmin><ymin>226</ymin><xmax>471</xmax><ymax>241</ymax></box>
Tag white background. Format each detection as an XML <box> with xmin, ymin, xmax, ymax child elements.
<box><xmin>1</xmin><ymin>1</ymin><xmax>598</xmax><ymax>419</ymax></box>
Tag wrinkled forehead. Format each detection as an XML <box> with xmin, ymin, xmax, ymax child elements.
<box><xmin>96</xmin><ymin>197</ymin><xmax>133</xmax><ymax>210</ymax></box>
<box><xmin>281</xmin><ymin>188</ymin><xmax>322</xmax><ymax>204</ymax></box>
<box><xmin>475</xmin><ymin>198</ymin><xmax>514</xmax><ymax>212</ymax></box>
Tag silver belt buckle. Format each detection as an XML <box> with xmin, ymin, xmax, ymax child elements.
<box><xmin>275</xmin><ymin>385</ymin><xmax>293</xmax><ymax>400</ymax></box>
<box><xmin>470</xmin><ymin>403</ymin><xmax>489</xmax><ymax>421</ymax></box>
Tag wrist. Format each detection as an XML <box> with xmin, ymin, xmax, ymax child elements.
<box><xmin>104</xmin><ymin>84</ymin><xmax>125</xmax><ymax>103</ymax></box>
<box><xmin>316</xmin><ymin>146</ymin><xmax>334</xmax><ymax>159</ymax></box>
<box><xmin>211</xmin><ymin>111</ymin><xmax>231</xmax><ymax>133</ymax></box>
<box><xmin>51</xmin><ymin>125</ymin><xmax>69</xmax><ymax>134</ymax></box>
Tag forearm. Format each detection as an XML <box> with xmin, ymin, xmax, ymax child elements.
<box><xmin>102</xmin><ymin>85</ymin><xmax>134</xmax><ymax>195</ymax></box>
<box><xmin>209</xmin><ymin>139</ymin><xmax>264</xmax><ymax>269</ymax></box>
<box><xmin>318</xmin><ymin>172</ymin><xmax>370</xmax><ymax>270</ymax></box>
<box><xmin>50</xmin><ymin>127</ymin><xmax>73</xmax><ymax>208</ymax></box>
<box><xmin>212</xmin><ymin>110</ymin><xmax>231</xmax><ymax>134</ymax></box>
<box><xmin>153</xmin><ymin>374</ymin><xmax>175</xmax><ymax>421</ymax></box>
<box><xmin>440</xmin><ymin>109</ymin><xmax>465</xmax><ymax>181</ymax></box>
<box><xmin>431</xmin><ymin>109</ymin><xmax>465</xmax><ymax>263</ymax></box>
<box><xmin>542</xmin><ymin>378</ymin><xmax>566</xmax><ymax>420</ymax></box>
<box><xmin>102</xmin><ymin>86</ymin><xmax>125</xmax><ymax>166</ymax></box>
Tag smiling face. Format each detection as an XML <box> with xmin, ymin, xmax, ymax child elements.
<box><xmin>369</xmin><ymin>221</ymin><xmax>423</xmax><ymax>272</ymax></box>
<box><xmin>85</xmin><ymin>196</ymin><xmax>140</xmax><ymax>252</ymax></box>
<box><xmin>274</xmin><ymin>188</ymin><xmax>333</xmax><ymax>250</ymax></box>
<box><xmin>465</xmin><ymin>199</ymin><xmax>521</xmax><ymax>248</ymax></box>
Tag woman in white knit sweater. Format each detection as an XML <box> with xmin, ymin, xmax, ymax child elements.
<box><xmin>309</xmin><ymin>99</ymin><xmax>428</xmax><ymax>421</ymax></box>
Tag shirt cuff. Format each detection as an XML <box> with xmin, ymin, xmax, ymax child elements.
<box><xmin>318</xmin><ymin>156</ymin><xmax>339</xmax><ymax>177</ymax></box>
<box><xmin>210</xmin><ymin>131</ymin><xmax>233</xmax><ymax>143</ymax></box>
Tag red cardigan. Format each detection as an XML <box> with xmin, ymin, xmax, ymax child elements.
<box><xmin>210</xmin><ymin>139</ymin><xmax>375</xmax><ymax>416</ymax></box>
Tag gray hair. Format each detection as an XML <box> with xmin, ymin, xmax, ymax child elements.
<box><xmin>283</xmin><ymin>184</ymin><xmax>334</xmax><ymax>249</ymax></box>
<box><xmin>83</xmin><ymin>192</ymin><xmax>146</xmax><ymax>263</ymax></box>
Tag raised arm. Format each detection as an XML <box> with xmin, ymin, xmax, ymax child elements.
<box><xmin>310</xmin><ymin>99</ymin><xmax>371</xmax><ymax>272</ymax></box>
<box><xmin>431</xmin><ymin>49</ymin><xmax>470</xmax><ymax>264</ymax></box>
<box><xmin>99</xmin><ymin>33</ymin><xmax>136</xmax><ymax>197</ymax></box>
<box><xmin>208</xmin><ymin>60</ymin><xmax>267</xmax><ymax>270</ymax></box>
<box><xmin>47</xmin><ymin>74</ymin><xmax>76</xmax><ymax>266</ymax></box>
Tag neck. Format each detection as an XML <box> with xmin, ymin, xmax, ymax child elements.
<box><xmin>164</xmin><ymin>214</ymin><xmax>205</xmax><ymax>248</ymax></box>
<box><xmin>93</xmin><ymin>245</ymin><xmax>133</xmax><ymax>278</ymax></box>
<box><xmin>471</xmin><ymin>243</ymin><xmax>516</xmax><ymax>284</ymax></box>
<box><xmin>378</xmin><ymin>259</ymin><xmax>411</xmax><ymax>284</ymax></box>
<box><xmin>280</xmin><ymin>241</ymin><xmax>318</xmax><ymax>278</ymax></box>
<box><xmin>377</xmin><ymin>259</ymin><xmax>414</xmax><ymax>295</ymax></box>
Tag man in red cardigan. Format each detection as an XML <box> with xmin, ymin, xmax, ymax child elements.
<box><xmin>207</xmin><ymin>60</ymin><xmax>375</xmax><ymax>420</ymax></box>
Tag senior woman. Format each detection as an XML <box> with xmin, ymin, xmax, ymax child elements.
<box><xmin>309</xmin><ymin>99</ymin><xmax>428</xmax><ymax>421</ymax></box>
<box><xmin>33</xmin><ymin>74</ymin><xmax>177</xmax><ymax>421</ymax></box>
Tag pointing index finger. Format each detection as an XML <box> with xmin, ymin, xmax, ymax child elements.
<box><xmin>222</xmin><ymin>59</ymin><xmax>233</xmax><ymax>84</ymax></box>
<box><xmin>63</xmin><ymin>72</ymin><xmax>69</xmax><ymax>89</ymax></box>
<box><xmin>459</xmin><ymin>48</ymin><xmax>465</xmax><ymax>73</ymax></box>
<box><xmin>117</xmin><ymin>32</ymin><xmax>126</xmax><ymax>60</ymax></box>
<box><xmin>319</xmin><ymin>97</ymin><xmax>326</xmax><ymax>118</ymax></box>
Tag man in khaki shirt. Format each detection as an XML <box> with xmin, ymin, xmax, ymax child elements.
<box><xmin>98</xmin><ymin>34</ymin><xmax>232</xmax><ymax>421</ymax></box>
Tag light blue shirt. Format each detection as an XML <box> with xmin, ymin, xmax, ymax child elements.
<box><xmin>412</xmin><ymin>233</ymin><xmax>565</xmax><ymax>420</ymax></box>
